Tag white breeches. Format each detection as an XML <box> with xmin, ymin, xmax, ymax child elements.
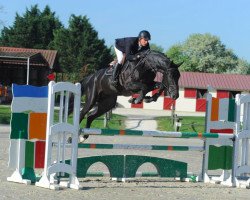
<box><xmin>114</xmin><ymin>46</ymin><xmax>124</xmax><ymax>64</ymax></box>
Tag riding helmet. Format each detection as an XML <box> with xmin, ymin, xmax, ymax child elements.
<box><xmin>138</xmin><ymin>30</ymin><xmax>151</xmax><ymax>40</ymax></box>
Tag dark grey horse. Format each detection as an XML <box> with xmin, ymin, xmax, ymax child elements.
<box><xmin>70</xmin><ymin>50</ymin><xmax>181</xmax><ymax>141</ymax></box>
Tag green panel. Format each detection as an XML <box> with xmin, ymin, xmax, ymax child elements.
<box><xmin>22</xmin><ymin>167</ymin><xmax>37</xmax><ymax>183</ymax></box>
<box><xmin>25</xmin><ymin>141</ymin><xmax>34</xmax><ymax>168</ymax></box>
<box><xmin>65</xmin><ymin>155</ymin><xmax>125</xmax><ymax>178</ymax></box>
<box><xmin>10</xmin><ymin>113</ymin><xmax>29</xmax><ymax>139</ymax></box>
<box><xmin>228</xmin><ymin>99</ymin><xmax>235</xmax><ymax>122</ymax></box>
<box><xmin>125</xmin><ymin>155</ymin><xmax>187</xmax><ymax>179</ymax></box>
<box><xmin>208</xmin><ymin>145</ymin><xmax>233</xmax><ymax>170</ymax></box>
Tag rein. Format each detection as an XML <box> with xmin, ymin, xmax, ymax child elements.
<box><xmin>129</xmin><ymin>50</ymin><xmax>156</xmax><ymax>80</ymax></box>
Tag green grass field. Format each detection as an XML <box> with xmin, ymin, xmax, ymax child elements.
<box><xmin>157</xmin><ymin>116</ymin><xmax>206</xmax><ymax>132</ymax></box>
<box><xmin>0</xmin><ymin>105</ymin><xmax>11</xmax><ymax>124</ymax></box>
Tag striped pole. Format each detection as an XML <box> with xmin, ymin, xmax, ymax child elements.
<box><xmin>78</xmin><ymin>143</ymin><xmax>204</xmax><ymax>151</ymax></box>
<box><xmin>79</xmin><ymin>128</ymin><xmax>234</xmax><ymax>139</ymax></box>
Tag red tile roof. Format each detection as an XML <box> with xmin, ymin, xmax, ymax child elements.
<box><xmin>0</xmin><ymin>47</ymin><xmax>60</xmax><ymax>71</ymax></box>
<box><xmin>179</xmin><ymin>72</ymin><xmax>250</xmax><ymax>92</ymax></box>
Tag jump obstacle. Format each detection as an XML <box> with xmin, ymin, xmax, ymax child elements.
<box><xmin>7</xmin><ymin>81</ymin><xmax>250</xmax><ymax>189</ymax></box>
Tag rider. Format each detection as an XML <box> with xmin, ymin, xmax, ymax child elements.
<box><xmin>112</xmin><ymin>30</ymin><xmax>151</xmax><ymax>86</ymax></box>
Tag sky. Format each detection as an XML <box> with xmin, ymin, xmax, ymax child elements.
<box><xmin>0</xmin><ymin>0</ymin><xmax>250</xmax><ymax>62</ymax></box>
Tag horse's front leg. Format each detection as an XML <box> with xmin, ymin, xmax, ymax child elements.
<box><xmin>126</xmin><ymin>82</ymin><xmax>148</xmax><ymax>104</ymax></box>
<box><xmin>144</xmin><ymin>83</ymin><xmax>164</xmax><ymax>103</ymax></box>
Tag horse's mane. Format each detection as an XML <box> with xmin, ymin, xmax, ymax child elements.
<box><xmin>141</xmin><ymin>50</ymin><xmax>173</xmax><ymax>68</ymax></box>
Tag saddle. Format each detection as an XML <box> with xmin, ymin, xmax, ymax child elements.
<box><xmin>105</xmin><ymin>61</ymin><xmax>129</xmax><ymax>76</ymax></box>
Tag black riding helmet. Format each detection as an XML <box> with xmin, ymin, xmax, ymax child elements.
<box><xmin>138</xmin><ymin>30</ymin><xmax>151</xmax><ymax>40</ymax></box>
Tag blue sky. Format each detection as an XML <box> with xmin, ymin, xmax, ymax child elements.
<box><xmin>0</xmin><ymin>0</ymin><xmax>249</xmax><ymax>62</ymax></box>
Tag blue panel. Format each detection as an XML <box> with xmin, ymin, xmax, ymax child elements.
<box><xmin>12</xmin><ymin>84</ymin><xmax>48</xmax><ymax>98</ymax></box>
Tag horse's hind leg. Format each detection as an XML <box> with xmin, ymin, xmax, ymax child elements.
<box><xmin>86</xmin><ymin>96</ymin><xmax>117</xmax><ymax>128</ymax></box>
<box><xmin>78</xmin><ymin>96</ymin><xmax>117</xmax><ymax>142</ymax></box>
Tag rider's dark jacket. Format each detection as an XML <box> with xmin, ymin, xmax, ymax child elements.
<box><xmin>115</xmin><ymin>37</ymin><xmax>150</xmax><ymax>61</ymax></box>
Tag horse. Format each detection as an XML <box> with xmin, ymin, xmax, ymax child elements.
<box><xmin>69</xmin><ymin>50</ymin><xmax>181</xmax><ymax>141</ymax></box>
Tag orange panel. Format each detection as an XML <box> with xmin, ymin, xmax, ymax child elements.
<box><xmin>29</xmin><ymin>113</ymin><xmax>47</xmax><ymax>140</ymax></box>
<box><xmin>210</xmin><ymin>98</ymin><xmax>219</xmax><ymax>121</ymax></box>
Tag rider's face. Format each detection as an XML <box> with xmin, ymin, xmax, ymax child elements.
<box><xmin>139</xmin><ymin>38</ymin><xmax>149</xmax><ymax>46</ymax></box>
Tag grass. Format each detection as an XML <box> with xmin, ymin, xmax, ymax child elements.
<box><xmin>0</xmin><ymin>105</ymin><xmax>11</xmax><ymax>124</ymax></box>
<box><xmin>157</xmin><ymin>116</ymin><xmax>206</xmax><ymax>132</ymax></box>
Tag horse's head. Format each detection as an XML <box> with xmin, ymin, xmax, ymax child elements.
<box><xmin>162</xmin><ymin>61</ymin><xmax>181</xmax><ymax>100</ymax></box>
<box><xmin>144</xmin><ymin>51</ymin><xmax>181</xmax><ymax>100</ymax></box>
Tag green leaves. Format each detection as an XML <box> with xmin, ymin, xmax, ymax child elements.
<box><xmin>0</xmin><ymin>5</ymin><xmax>62</xmax><ymax>49</ymax></box>
<box><xmin>166</xmin><ymin>33</ymin><xmax>250</xmax><ymax>74</ymax></box>
<box><xmin>51</xmin><ymin>15</ymin><xmax>113</xmax><ymax>81</ymax></box>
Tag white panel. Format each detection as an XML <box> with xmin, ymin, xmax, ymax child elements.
<box><xmin>117</xmin><ymin>96</ymin><xmax>132</xmax><ymax>108</ymax></box>
<box><xmin>143</xmin><ymin>96</ymin><xmax>164</xmax><ymax>110</ymax></box>
<box><xmin>8</xmin><ymin>139</ymin><xmax>25</xmax><ymax>169</ymax></box>
<box><xmin>175</xmin><ymin>98</ymin><xmax>196</xmax><ymax>112</ymax></box>
<box><xmin>11</xmin><ymin>97</ymin><xmax>48</xmax><ymax>112</ymax></box>
<box><xmin>218</xmin><ymin>98</ymin><xmax>229</xmax><ymax>121</ymax></box>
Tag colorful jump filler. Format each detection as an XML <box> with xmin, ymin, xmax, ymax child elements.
<box><xmin>7</xmin><ymin>84</ymin><xmax>48</xmax><ymax>184</ymax></box>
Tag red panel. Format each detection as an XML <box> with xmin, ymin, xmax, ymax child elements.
<box><xmin>35</xmin><ymin>141</ymin><xmax>46</xmax><ymax>168</ymax></box>
<box><xmin>131</xmin><ymin>94</ymin><xmax>143</xmax><ymax>108</ymax></box>
<box><xmin>210</xmin><ymin>129</ymin><xmax>234</xmax><ymax>134</ymax></box>
<box><xmin>184</xmin><ymin>88</ymin><xmax>197</xmax><ymax>98</ymax></box>
<box><xmin>217</xmin><ymin>90</ymin><xmax>230</xmax><ymax>98</ymax></box>
<box><xmin>196</xmin><ymin>99</ymin><xmax>206</xmax><ymax>112</ymax></box>
<box><xmin>163</xmin><ymin>97</ymin><xmax>175</xmax><ymax>110</ymax></box>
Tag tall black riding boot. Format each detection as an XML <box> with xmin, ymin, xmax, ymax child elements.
<box><xmin>112</xmin><ymin>63</ymin><xmax>121</xmax><ymax>86</ymax></box>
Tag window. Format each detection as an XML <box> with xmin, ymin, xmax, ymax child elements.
<box><xmin>197</xmin><ymin>89</ymin><xmax>208</xmax><ymax>99</ymax></box>
<box><xmin>230</xmin><ymin>91</ymin><xmax>241</xmax><ymax>98</ymax></box>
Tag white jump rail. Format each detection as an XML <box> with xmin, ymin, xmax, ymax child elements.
<box><xmin>36</xmin><ymin>81</ymin><xmax>81</xmax><ymax>190</ymax></box>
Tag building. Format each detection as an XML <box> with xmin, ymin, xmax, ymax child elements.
<box><xmin>0</xmin><ymin>47</ymin><xmax>61</xmax><ymax>86</ymax></box>
<box><xmin>117</xmin><ymin>72</ymin><xmax>250</xmax><ymax>113</ymax></box>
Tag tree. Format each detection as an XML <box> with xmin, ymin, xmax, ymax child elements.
<box><xmin>230</xmin><ymin>58</ymin><xmax>250</xmax><ymax>75</ymax></box>
<box><xmin>166</xmin><ymin>33</ymin><xmax>243</xmax><ymax>74</ymax></box>
<box><xmin>150</xmin><ymin>43</ymin><xmax>164</xmax><ymax>53</ymax></box>
<box><xmin>0</xmin><ymin>5</ymin><xmax>62</xmax><ymax>49</ymax></box>
<box><xmin>51</xmin><ymin>15</ymin><xmax>113</xmax><ymax>81</ymax></box>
